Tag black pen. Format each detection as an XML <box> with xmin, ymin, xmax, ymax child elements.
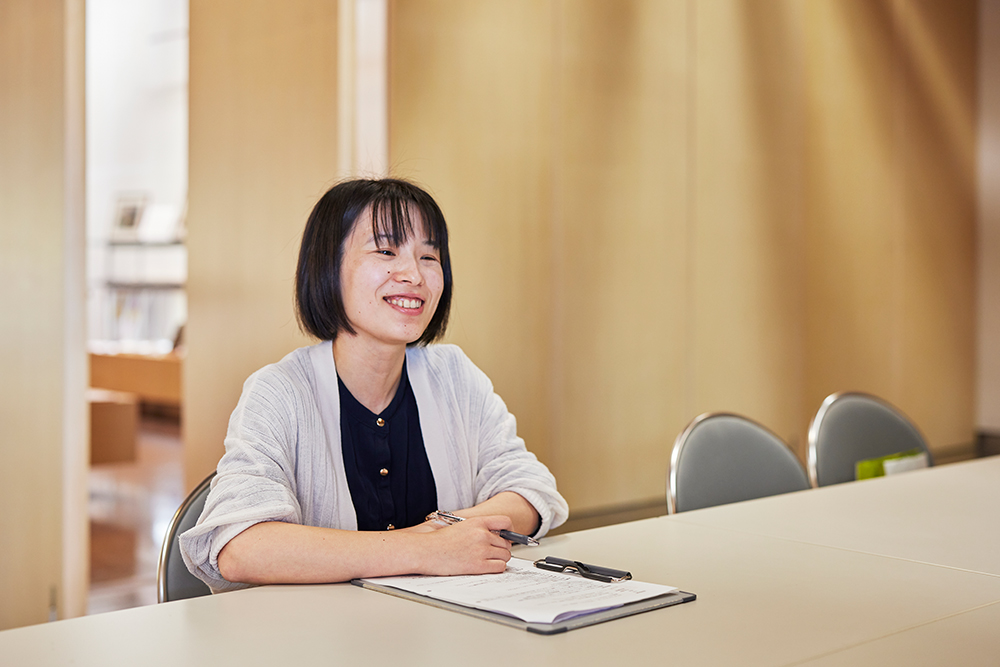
<box><xmin>496</xmin><ymin>528</ymin><xmax>540</xmax><ymax>547</ymax></box>
<box><xmin>427</xmin><ymin>511</ymin><xmax>540</xmax><ymax>546</ymax></box>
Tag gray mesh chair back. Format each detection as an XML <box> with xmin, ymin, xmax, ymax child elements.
<box><xmin>668</xmin><ymin>413</ymin><xmax>810</xmax><ymax>513</ymax></box>
<box><xmin>807</xmin><ymin>392</ymin><xmax>932</xmax><ymax>488</ymax></box>
<box><xmin>157</xmin><ymin>472</ymin><xmax>215</xmax><ymax>602</ymax></box>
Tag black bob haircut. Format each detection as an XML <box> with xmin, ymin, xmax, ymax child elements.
<box><xmin>295</xmin><ymin>178</ymin><xmax>453</xmax><ymax>346</ymax></box>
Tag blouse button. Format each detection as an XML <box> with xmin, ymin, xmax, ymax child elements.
<box><xmin>380</xmin><ymin>468</ymin><xmax>389</xmax><ymax>477</ymax></box>
<box><xmin>376</xmin><ymin>417</ymin><xmax>385</xmax><ymax>427</ymax></box>
<box><xmin>387</xmin><ymin>524</ymin><xmax>395</xmax><ymax>530</ymax></box>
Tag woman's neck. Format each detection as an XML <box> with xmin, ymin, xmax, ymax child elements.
<box><xmin>331</xmin><ymin>335</ymin><xmax>406</xmax><ymax>414</ymax></box>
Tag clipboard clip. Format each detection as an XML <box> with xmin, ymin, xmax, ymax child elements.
<box><xmin>533</xmin><ymin>556</ymin><xmax>632</xmax><ymax>583</ymax></box>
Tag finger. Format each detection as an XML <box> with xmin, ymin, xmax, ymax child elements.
<box><xmin>490</xmin><ymin>532</ymin><xmax>512</xmax><ymax>549</ymax></box>
<box><xmin>464</xmin><ymin>528</ymin><xmax>509</xmax><ymax>551</ymax></box>
<box><xmin>483</xmin><ymin>559</ymin><xmax>508</xmax><ymax>574</ymax></box>
<box><xmin>462</xmin><ymin>558</ymin><xmax>506</xmax><ymax>576</ymax></box>
<box><xmin>471</xmin><ymin>532</ymin><xmax>510</xmax><ymax>555</ymax></box>
<box><xmin>492</xmin><ymin>546</ymin><xmax>512</xmax><ymax>562</ymax></box>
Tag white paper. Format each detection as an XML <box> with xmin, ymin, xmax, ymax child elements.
<box><xmin>359</xmin><ymin>557</ymin><xmax>679</xmax><ymax>624</ymax></box>
<box><xmin>883</xmin><ymin>452</ymin><xmax>929</xmax><ymax>476</ymax></box>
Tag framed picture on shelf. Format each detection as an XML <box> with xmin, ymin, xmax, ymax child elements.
<box><xmin>111</xmin><ymin>194</ymin><xmax>148</xmax><ymax>242</ymax></box>
<box><xmin>138</xmin><ymin>203</ymin><xmax>184</xmax><ymax>242</ymax></box>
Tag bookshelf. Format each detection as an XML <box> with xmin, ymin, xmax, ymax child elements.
<box><xmin>92</xmin><ymin>239</ymin><xmax>187</xmax><ymax>353</ymax></box>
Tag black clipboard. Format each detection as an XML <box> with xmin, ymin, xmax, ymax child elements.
<box><xmin>350</xmin><ymin>578</ymin><xmax>696</xmax><ymax>635</ymax></box>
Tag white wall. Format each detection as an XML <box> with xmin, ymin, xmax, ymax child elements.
<box><xmin>979</xmin><ymin>0</ymin><xmax>1000</xmax><ymax>433</ymax></box>
<box><xmin>86</xmin><ymin>0</ymin><xmax>188</xmax><ymax>347</ymax></box>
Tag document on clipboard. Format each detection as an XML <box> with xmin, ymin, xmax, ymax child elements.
<box><xmin>352</xmin><ymin>557</ymin><xmax>696</xmax><ymax>634</ymax></box>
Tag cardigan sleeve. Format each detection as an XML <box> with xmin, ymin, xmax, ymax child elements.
<box><xmin>178</xmin><ymin>366</ymin><xmax>305</xmax><ymax>593</ymax></box>
<box><xmin>447</xmin><ymin>348</ymin><xmax>569</xmax><ymax>537</ymax></box>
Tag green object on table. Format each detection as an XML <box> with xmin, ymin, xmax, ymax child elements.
<box><xmin>855</xmin><ymin>449</ymin><xmax>925</xmax><ymax>480</ymax></box>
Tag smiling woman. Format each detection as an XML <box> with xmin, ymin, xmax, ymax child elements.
<box><xmin>178</xmin><ymin>179</ymin><xmax>568</xmax><ymax>592</ymax></box>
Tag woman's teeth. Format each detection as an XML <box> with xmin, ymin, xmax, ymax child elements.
<box><xmin>387</xmin><ymin>297</ymin><xmax>422</xmax><ymax>309</ymax></box>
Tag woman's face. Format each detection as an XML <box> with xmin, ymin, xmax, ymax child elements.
<box><xmin>338</xmin><ymin>206</ymin><xmax>444</xmax><ymax>349</ymax></box>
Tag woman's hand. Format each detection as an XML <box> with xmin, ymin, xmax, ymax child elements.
<box><xmin>411</xmin><ymin>515</ymin><xmax>514</xmax><ymax>575</ymax></box>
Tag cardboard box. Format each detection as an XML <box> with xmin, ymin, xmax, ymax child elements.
<box><xmin>88</xmin><ymin>389</ymin><xmax>139</xmax><ymax>465</ymax></box>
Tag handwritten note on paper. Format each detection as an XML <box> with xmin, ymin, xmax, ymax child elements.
<box><xmin>359</xmin><ymin>558</ymin><xmax>679</xmax><ymax>624</ymax></box>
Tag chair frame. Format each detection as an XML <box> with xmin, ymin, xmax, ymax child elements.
<box><xmin>807</xmin><ymin>391</ymin><xmax>930</xmax><ymax>488</ymax></box>
<box><xmin>157</xmin><ymin>472</ymin><xmax>215</xmax><ymax>603</ymax></box>
<box><xmin>668</xmin><ymin>411</ymin><xmax>801</xmax><ymax>514</ymax></box>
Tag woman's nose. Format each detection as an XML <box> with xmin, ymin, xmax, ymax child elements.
<box><xmin>393</xmin><ymin>252</ymin><xmax>423</xmax><ymax>284</ymax></box>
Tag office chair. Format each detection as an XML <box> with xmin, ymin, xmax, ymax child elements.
<box><xmin>157</xmin><ymin>472</ymin><xmax>215</xmax><ymax>603</ymax></box>
<box><xmin>668</xmin><ymin>413</ymin><xmax>810</xmax><ymax>513</ymax></box>
<box><xmin>807</xmin><ymin>392</ymin><xmax>932</xmax><ymax>488</ymax></box>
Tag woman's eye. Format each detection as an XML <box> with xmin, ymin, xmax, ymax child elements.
<box><xmin>377</xmin><ymin>249</ymin><xmax>395</xmax><ymax>257</ymax></box>
<box><xmin>421</xmin><ymin>255</ymin><xmax>440</xmax><ymax>262</ymax></box>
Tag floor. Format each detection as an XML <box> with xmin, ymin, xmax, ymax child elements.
<box><xmin>87</xmin><ymin>414</ymin><xmax>184</xmax><ymax>615</ymax></box>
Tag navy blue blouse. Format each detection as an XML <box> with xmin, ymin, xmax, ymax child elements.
<box><xmin>337</xmin><ymin>361</ymin><xmax>438</xmax><ymax>531</ymax></box>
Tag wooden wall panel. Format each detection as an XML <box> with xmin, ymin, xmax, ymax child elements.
<box><xmin>979</xmin><ymin>0</ymin><xmax>1000</xmax><ymax>434</ymax></box>
<box><xmin>692</xmin><ymin>0</ymin><xmax>807</xmax><ymax>453</ymax></box>
<box><xmin>895</xmin><ymin>0</ymin><xmax>977</xmax><ymax>457</ymax></box>
<box><xmin>186</xmin><ymin>0</ymin><xmax>337</xmax><ymax>489</ymax></box>
<box><xmin>390</xmin><ymin>0</ymin><xmax>978</xmax><ymax>517</ymax></box>
<box><xmin>0</xmin><ymin>0</ymin><xmax>87</xmax><ymax>628</ymax></box>
<box><xmin>803</xmin><ymin>0</ymin><xmax>976</xmax><ymax>459</ymax></box>
<box><xmin>391</xmin><ymin>0</ymin><xmax>688</xmax><ymax>511</ymax></box>
<box><xmin>389</xmin><ymin>0</ymin><xmax>556</xmax><ymax>462</ymax></box>
<box><xmin>552</xmin><ymin>0</ymin><xmax>688</xmax><ymax>510</ymax></box>
<box><xmin>803</xmin><ymin>0</ymin><xmax>900</xmax><ymax>420</ymax></box>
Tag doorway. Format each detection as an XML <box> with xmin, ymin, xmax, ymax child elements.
<box><xmin>85</xmin><ymin>0</ymin><xmax>188</xmax><ymax>614</ymax></box>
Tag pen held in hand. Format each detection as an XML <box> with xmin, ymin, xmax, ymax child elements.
<box><xmin>496</xmin><ymin>529</ymin><xmax>540</xmax><ymax>546</ymax></box>
<box><xmin>428</xmin><ymin>511</ymin><xmax>540</xmax><ymax>546</ymax></box>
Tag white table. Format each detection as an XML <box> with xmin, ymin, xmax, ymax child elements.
<box><xmin>3</xmin><ymin>457</ymin><xmax>999</xmax><ymax>666</ymax></box>
<box><xmin>671</xmin><ymin>455</ymin><xmax>1000</xmax><ymax>577</ymax></box>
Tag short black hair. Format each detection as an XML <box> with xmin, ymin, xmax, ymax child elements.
<box><xmin>295</xmin><ymin>178</ymin><xmax>453</xmax><ymax>345</ymax></box>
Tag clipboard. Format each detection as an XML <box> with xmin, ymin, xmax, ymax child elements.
<box><xmin>351</xmin><ymin>558</ymin><xmax>696</xmax><ymax>634</ymax></box>
<box><xmin>352</xmin><ymin>578</ymin><xmax>695</xmax><ymax>634</ymax></box>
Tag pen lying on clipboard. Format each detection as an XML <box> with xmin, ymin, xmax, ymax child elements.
<box><xmin>426</xmin><ymin>511</ymin><xmax>540</xmax><ymax>546</ymax></box>
<box><xmin>534</xmin><ymin>556</ymin><xmax>632</xmax><ymax>583</ymax></box>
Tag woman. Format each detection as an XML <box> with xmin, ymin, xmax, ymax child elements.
<box><xmin>180</xmin><ymin>178</ymin><xmax>568</xmax><ymax>592</ymax></box>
